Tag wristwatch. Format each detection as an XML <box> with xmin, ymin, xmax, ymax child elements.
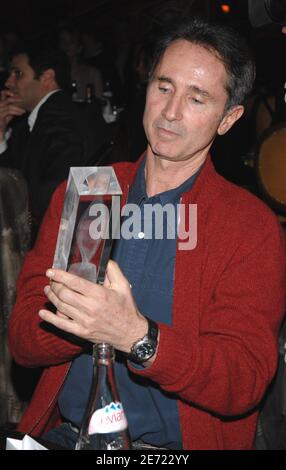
<box><xmin>129</xmin><ymin>317</ymin><xmax>158</xmax><ymax>364</ymax></box>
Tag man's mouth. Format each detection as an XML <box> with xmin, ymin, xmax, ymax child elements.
<box><xmin>157</xmin><ymin>126</ymin><xmax>180</xmax><ymax>137</ymax></box>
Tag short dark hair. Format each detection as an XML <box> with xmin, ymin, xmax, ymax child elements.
<box><xmin>10</xmin><ymin>42</ymin><xmax>71</xmax><ymax>91</ymax></box>
<box><xmin>150</xmin><ymin>18</ymin><xmax>256</xmax><ymax>110</ymax></box>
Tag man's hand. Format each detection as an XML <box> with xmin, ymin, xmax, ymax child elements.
<box><xmin>39</xmin><ymin>260</ymin><xmax>148</xmax><ymax>353</ymax></box>
<box><xmin>0</xmin><ymin>90</ymin><xmax>25</xmax><ymax>141</ymax></box>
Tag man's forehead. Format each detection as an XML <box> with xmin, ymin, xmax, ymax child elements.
<box><xmin>11</xmin><ymin>53</ymin><xmax>30</xmax><ymax>68</ymax></box>
<box><xmin>154</xmin><ymin>40</ymin><xmax>227</xmax><ymax>83</ymax></box>
<box><xmin>159</xmin><ymin>39</ymin><xmax>222</xmax><ymax>66</ymax></box>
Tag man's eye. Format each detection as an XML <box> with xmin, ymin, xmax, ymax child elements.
<box><xmin>158</xmin><ymin>86</ymin><xmax>169</xmax><ymax>93</ymax></box>
<box><xmin>15</xmin><ymin>70</ymin><xmax>24</xmax><ymax>79</ymax></box>
<box><xmin>191</xmin><ymin>97</ymin><xmax>203</xmax><ymax>105</ymax></box>
<box><xmin>10</xmin><ymin>69</ymin><xmax>23</xmax><ymax>79</ymax></box>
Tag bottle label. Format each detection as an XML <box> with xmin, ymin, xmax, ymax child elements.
<box><xmin>88</xmin><ymin>402</ymin><xmax>128</xmax><ymax>435</ymax></box>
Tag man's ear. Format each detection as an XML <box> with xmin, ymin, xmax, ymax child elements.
<box><xmin>40</xmin><ymin>68</ymin><xmax>56</xmax><ymax>86</ymax></box>
<box><xmin>217</xmin><ymin>105</ymin><xmax>244</xmax><ymax>136</ymax></box>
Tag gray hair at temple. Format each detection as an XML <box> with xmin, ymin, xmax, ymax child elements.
<box><xmin>149</xmin><ymin>18</ymin><xmax>256</xmax><ymax>111</ymax></box>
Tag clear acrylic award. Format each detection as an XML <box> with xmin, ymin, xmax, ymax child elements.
<box><xmin>53</xmin><ymin>167</ymin><xmax>122</xmax><ymax>284</ymax></box>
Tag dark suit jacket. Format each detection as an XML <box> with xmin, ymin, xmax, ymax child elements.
<box><xmin>0</xmin><ymin>91</ymin><xmax>109</xmax><ymax>240</ymax></box>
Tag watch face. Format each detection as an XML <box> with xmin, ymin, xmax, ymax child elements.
<box><xmin>135</xmin><ymin>342</ymin><xmax>156</xmax><ymax>361</ymax></box>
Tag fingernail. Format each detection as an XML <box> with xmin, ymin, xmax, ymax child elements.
<box><xmin>39</xmin><ymin>310</ymin><xmax>46</xmax><ymax>319</ymax></box>
<box><xmin>44</xmin><ymin>285</ymin><xmax>50</xmax><ymax>295</ymax></box>
<box><xmin>46</xmin><ymin>269</ymin><xmax>55</xmax><ymax>278</ymax></box>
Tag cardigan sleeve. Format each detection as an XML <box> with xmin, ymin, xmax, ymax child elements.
<box><xmin>8</xmin><ymin>181</ymin><xmax>84</xmax><ymax>368</ymax></box>
<box><xmin>8</xmin><ymin>160</ymin><xmax>137</xmax><ymax>369</ymax></box>
<box><xmin>128</xmin><ymin>202</ymin><xmax>286</xmax><ymax>417</ymax></box>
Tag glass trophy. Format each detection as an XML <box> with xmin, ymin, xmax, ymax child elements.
<box><xmin>53</xmin><ymin>167</ymin><xmax>122</xmax><ymax>284</ymax></box>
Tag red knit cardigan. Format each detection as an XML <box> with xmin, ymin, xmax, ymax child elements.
<box><xmin>8</xmin><ymin>156</ymin><xmax>286</xmax><ymax>449</ymax></box>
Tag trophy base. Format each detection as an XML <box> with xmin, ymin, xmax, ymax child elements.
<box><xmin>68</xmin><ymin>262</ymin><xmax>97</xmax><ymax>283</ymax></box>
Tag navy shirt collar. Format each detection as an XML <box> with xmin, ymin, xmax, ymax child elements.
<box><xmin>128</xmin><ymin>156</ymin><xmax>202</xmax><ymax>206</ymax></box>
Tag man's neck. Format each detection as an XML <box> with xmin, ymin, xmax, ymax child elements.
<box><xmin>145</xmin><ymin>149</ymin><xmax>208</xmax><ymax>197</ymax></box>
<box><xmin>28</xmin><ymin>89</ymin><xmax>60</xmax><ymax>132</ymax></box>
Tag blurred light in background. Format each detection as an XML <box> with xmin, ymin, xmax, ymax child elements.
<box><xmin>221</xmin><ymin>4</ymin><xmax>231</xmax><ymax>14</ymax></box>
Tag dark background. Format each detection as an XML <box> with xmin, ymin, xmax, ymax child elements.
<box><xmin>1</xmin><ymin>0</ymin><xmax>285</xmax><ymax>195</ymax></box>
<box><xmin>0</xmin><ymin>0</ymin><xmax>251</xmax><ymax>41</ymax></box>
<box><xmin>1</xmin><ymin>1</ymin><xmax>284</xmax><ymax>98</ymax></box>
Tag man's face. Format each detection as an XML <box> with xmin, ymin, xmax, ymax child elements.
<box><xmin>5</xmin><ymin>54</ymin><xmax>43</xmax><ymax>111</ymax></box>
<box><xmin>59</xmin><ymin>30</ymin><xmax>80</xmax><ymax>59</ymax></box>
<box><xmin>143</xmin><ymin>40</ymin><xmax>242</xmax><ymax>163</ymax></box>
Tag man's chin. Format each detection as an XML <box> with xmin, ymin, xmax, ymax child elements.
<box><xmin>147</xmin><ymin>140</ymin><xmax>187</xmax><ymax>162</ymax></box>
<box><xmin>18</xmin><ymin>102</ymin><xmax>28</xmax><ymax>111</ymax></box>
<box><xmin>150</xmin><ymin>147</ymin><xmax>195</xmax><ymax>164</ymax></box>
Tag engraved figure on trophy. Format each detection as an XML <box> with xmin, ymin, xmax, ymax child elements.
<box><xmin>68</xmin><ymin>198</ymin><xmax>106</xmax><ymax>282</ymax></box>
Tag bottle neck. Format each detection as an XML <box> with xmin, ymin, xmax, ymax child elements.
<box><xmin>92</xmin><ymin>343</ymin><xmax>119</xmax><ymax>403</ymax></box>
<box><xmin>93</xmin><ymin>343</ymin><xmax>115</xmax><ymax>366</ymax></box>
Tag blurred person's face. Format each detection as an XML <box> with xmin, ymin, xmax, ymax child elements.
<box><xmin>59</xmin><ymin>31</ymin><xmax>81</xmax><ymax>59</ymax></box>
<box><xmin>5</xmin><ymin>53</ymin><xmax>43</xmax><ymax>111</ymax></box>
<box><xmin>143</xmin><ymin>40</ymin><xmax>243</xmax><ymax>164</ymax></box>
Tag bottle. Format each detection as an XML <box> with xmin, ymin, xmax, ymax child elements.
<box><xmin>111</xmin><ymin>105</ymin><xmax>119</xmax><ymax>122</ymax></box>
<box><xmin>76</xmin><ymin>343</ymin><xmax>131</xmax><ymax>450</ymax></box>
<box><xmin>85</xmin><ymin>83</ymin><xmax>95</xmax><ymax>104</ymax></box>
<box><xmin>103</xmin><ymin>80</ymin><xmax>113</xmax><ymax>99</ymax></box>
<box><xmin>102</xmin><ymin>80</ymin><xmax>114</xmax><ymax>123</ymax></box>
<box><xmin>71</xmin><ymin>81</ymin><xmax>78</xmax><ymax>101</ymax></box>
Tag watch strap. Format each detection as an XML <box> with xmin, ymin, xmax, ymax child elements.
<box><xmin>145</xmin><ymin>316</ymin><xmax>158</xmax><ymax>343</ymax></box>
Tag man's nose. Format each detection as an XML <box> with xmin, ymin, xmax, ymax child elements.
<box><xmin>5</xmin><ymin>72</ymin><xmax>16</xmax><ymax>89</ymax></box>
<box><xmin>162</xmin><ymin>94</ymin><xmax>183</xmax><ymax>121</ymax></box>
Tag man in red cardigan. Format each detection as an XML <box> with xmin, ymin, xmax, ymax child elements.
<box><xmin>8</xmin><ymin>19</ymin><xmax>286</xmax><ymax>449</ymax></box>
